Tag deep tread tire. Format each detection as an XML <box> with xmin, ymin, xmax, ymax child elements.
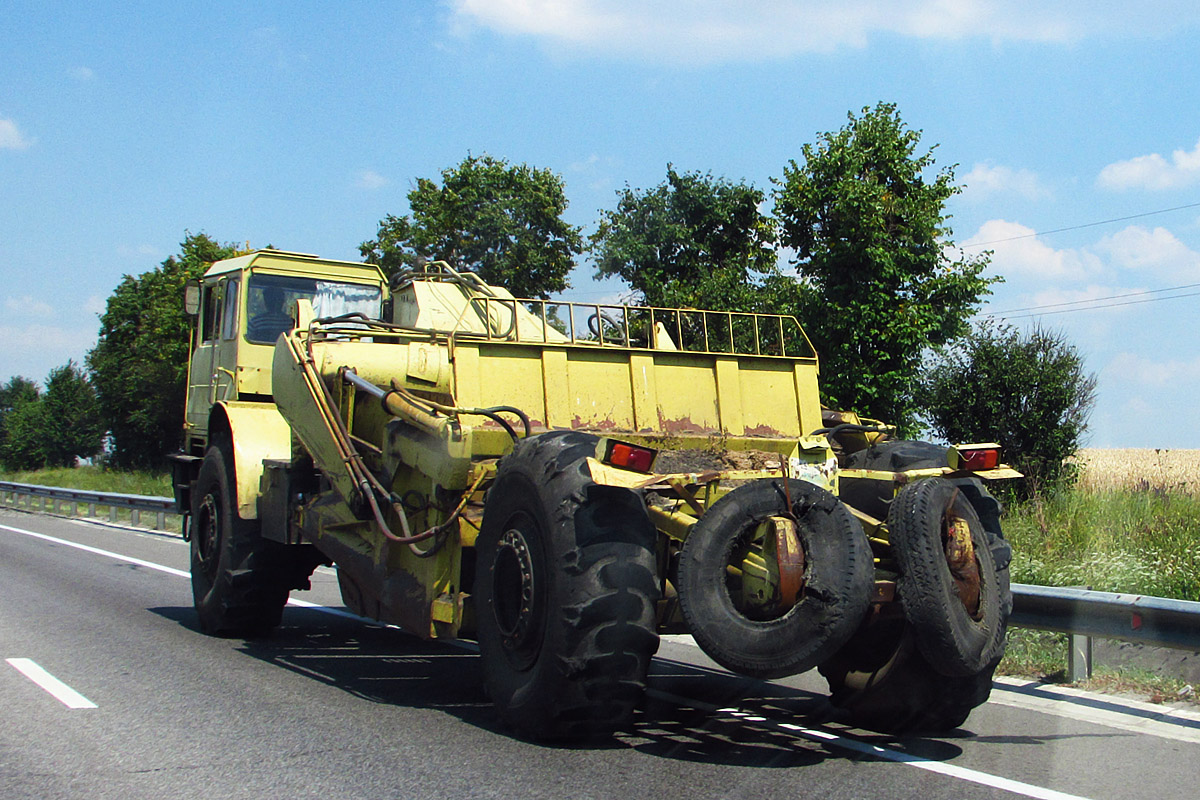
<box><xmin>677</xmin><ymin>479</ymin><xmax>873</xmax><ymax>679</ymax></box>
<box><xmin>190</xmin><ymin>446</ymin><xmax>291</xmax><ymax>636</ymax></box>
<box><xmin>475</xmin><ymin>431</ymin><xmax>660</xmax><ymax>740</ymax></box>
<box><xmin>889</xmin><ymin>477</ymin><xmax>1006</xmax><ymax>676</ymax></box>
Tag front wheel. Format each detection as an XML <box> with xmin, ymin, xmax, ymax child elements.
<box><xmin>190</xmin><ymin>446</ymin><xmax>291</xmax><ymax>636</ymax></box>
<box><xmin>474</xmin><ymin>432</ymin><xmax>660</xmax><ymax>740</ymax></box>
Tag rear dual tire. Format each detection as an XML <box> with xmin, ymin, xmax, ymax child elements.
<box><xmin>677</xmin><ymin>478</ymin><xmax>873</xmax><ymax>679</ymax></box>
<box><xmin>821</xmin><ymin>441</ymin><xmax>1012</xmax><ymax>733</ymax></box>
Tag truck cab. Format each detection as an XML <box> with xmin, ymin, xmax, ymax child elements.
<box><xmin>182</xmin><ymin>250</ymin><xmax>387</xmax><ymax>456</ymax></box>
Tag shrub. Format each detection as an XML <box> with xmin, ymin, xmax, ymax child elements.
<box><xmin>920</xmin><ymin>321</ymin><xmax>1096</xmax><ymax>496</ymax></box>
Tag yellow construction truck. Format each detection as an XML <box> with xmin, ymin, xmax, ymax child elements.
<box><xmin>169</xmin><ymin>249</ymin><xmax>1016</xmax><ymax>739</ymax></box>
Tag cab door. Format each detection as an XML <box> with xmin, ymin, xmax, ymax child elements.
<box><xmin>185</xmin><ymin>277</ymin><xmax>240</xmax><ymax>436</ymax></box>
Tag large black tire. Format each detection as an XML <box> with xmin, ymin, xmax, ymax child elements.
<box><xmin>677</xmin><ymin>479</ymin><xmax>873</xmax><ymax>679</ymax></box>
<box><xmin>190</xmin><ymin>445</ymin><xmax>294</xmax><ymax>636</ymax></box>
<box><xmin>474</xmin><ymin>431</ymin><xmax>660</xmax><ymax>740</ymax></box>
<box><xmin>889</xmin><ymin>477</ymin><xmax>1006</xmax><ymax>676</ymax></box>
<box><xmin>820</xmin><ymin>440</ymin><xmax>1010</xmax><ymax>732</ymax></box>
<box><xmin>819</xmin><ymin>622</ymin><xmax>998</xmax><ymax>734</ymax></box>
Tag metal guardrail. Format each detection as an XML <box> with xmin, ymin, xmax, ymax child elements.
<box><xmin>0</xmin><ymin>480</ymin><xmax>176</xmax><ymax>530</ymax></box>
<box><xmin>1011</xmin><ymin>582</ymin><xmax>1200</xmax><ymax>650</ymax></box>
<box><xmin>3</xmin><ymin>481</ymin><xmax>1198</xmax><ymax>677</ymax></box>
<box><xmin>1011</xmin><ymin>582</ymin><xmax>1200</xmax><ymax>680</ymax></box>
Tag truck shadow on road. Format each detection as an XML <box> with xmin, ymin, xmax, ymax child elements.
<box><xmin>154</xmin><ymin>603</ymin><xmax>968</xmax><ymax>767</ymax></box>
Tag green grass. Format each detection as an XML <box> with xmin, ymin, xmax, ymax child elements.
<box><xmin>1003</xmin><ymin>486</ymin><xmax>1200</xmax><ymax>602</ymax></box>
<box><xmin>0</xmin><ymin>466</ymin><xmax>172</xmax><ymax>498</ymax></box>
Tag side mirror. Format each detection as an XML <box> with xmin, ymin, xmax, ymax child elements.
<box><xmin>184</xmin><ymin>281</ymin><xmax>201</xmax><ymax>316</ymax></box>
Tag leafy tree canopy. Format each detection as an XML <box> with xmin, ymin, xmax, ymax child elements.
<box><xmin>0</xmin><ymin>376</ymin><xmax>43</xmax><ymax>470</ymax></box>
<box><xmin>88</xmin><ymin>232</ymin><xmax>242</xmax><ymax>469</ymax></box>
<box><xmin>360</xmin><ymin>154</ymin><xmax>583</xmax><ymax>299</ymax></box>
<box><xmin>773</xmin><ymin>102</ymin><xmax>997</xmax><ymax>433</ymax></box>
<box><xmin>0</xmin><ymin>376</ymin><xmax>40</xmax><ymax>425</ymax></box>
<box><xmin>0</xmin><ymin>363</ymin><xmax>102</xmax><ymax>470</ymax></box>
<box><xmin>920</xmin><ymin>321</ymin><xmax>1097</xmax><ymax>496</ymax></box>
<box><xmin>590</xmin><ymin>165</ymin><xmax>778</xmax><ymax>310</ymax></box>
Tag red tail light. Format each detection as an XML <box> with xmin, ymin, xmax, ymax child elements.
<box><xmin>604</xmin><ymin>440</ymin><xmax>657</xmax><ymax>472</ymax></box>
<box><xmin>959</xmin><ymin>447</ymin><xmax>1001</xmax><ymax>471</ymax></box>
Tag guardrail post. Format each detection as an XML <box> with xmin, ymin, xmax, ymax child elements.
<box><xmin>109</xmin><ymin>505</ymin><xmax>117</xmax><ymax>523</ymax></box>
<box><xmin>131</xmin><ymin>509</ymin><xmax>141</xmax><ymax>527</ymax></box>
<box><xmin>1068</xmin><ymin>633</ymin><xmax>1092</xmax><ymax>681</ymax></box>
<box><xmin>87</xmin><ymin>501</ymin><xmax>96</xmax><ymax>518</ymax></box>
<box><xmin>155</xmin><ymin>511</ymin><xmax>165</xmax><ymax>530</ymax></box>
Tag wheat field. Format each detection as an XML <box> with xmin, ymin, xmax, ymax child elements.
<box><xmin>1071</xmin><ymin>448</ymin><xmax>1200</xmax><ymax>493</ymax></box>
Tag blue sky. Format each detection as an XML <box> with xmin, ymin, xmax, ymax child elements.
<box><xmin>4</xmin><ymin>1</ymin><xmax>1200</xmax><ymax>448</ymax></box>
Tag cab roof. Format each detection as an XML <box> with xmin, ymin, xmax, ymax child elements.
<box><xmin>202</xmin><ymin>250</ymin><xmax>386</xmax><ymax>284</ymax></box>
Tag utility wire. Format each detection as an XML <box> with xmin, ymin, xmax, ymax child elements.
<box><xmin>963</xmin><ymin>200</ymin><xmax>1200</xmax><ymax>248</ymax></box>
<box><xmin>992</xmin><ymin>288</ymin><xmax>1200</xmax><ymax>320</ymax></box>
<box><xmin>994</xmin><ymin>282</ymin><xmax>1200</xmax><ymax>315</ymax></box>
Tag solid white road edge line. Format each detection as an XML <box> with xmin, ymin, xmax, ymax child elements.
<box><xmin>6</xmin><ymin>658</ymin><xmax>97</xmax><ymax>709</ymax></box>
<box><xmin>663</xmin><ymin>632</ymin><xmax>1200</xmax><ymax>744</ymax></box>
<box><xmin>647</xmin><ymin>688</ymin><xmax>1094</xmax><ymax>800</ymax></box>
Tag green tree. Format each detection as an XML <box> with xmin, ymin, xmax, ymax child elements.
<box><xmin>590</xmin><ymin>166</ymin><xmax>778</xmax><ymax>310</ymax></box>
<box><xmin>40</xmin><ymin>361</ymin><xmax>104</xmax><ymax>467</ymax></box>
<box><xmin>360</xmin><ymin>154</ymin><xmax>582</xmax><ymax>299</ymax></box>
<box><xmin>773</xmin><ymin>103</ymin><xmax>996</xmax><ymax>432</ymax></box>
<box><xmin>0</xmin><ymin>376</ymin><xmax>44</xmax><ymax>470</ymax></box>
<box><xmin>88</xmin><ymin>232</ymin><xmax>241</xmax><ymax>469</ymax></box>
<box><xmin>0</xmin><ymin>376</ymin><xmax>40</xmax><ymax>435</ymax></box>
<box><xmin>920</xmin><ymin>321</ymin><xmax>1097</xmax><ymax>495</ymax></box>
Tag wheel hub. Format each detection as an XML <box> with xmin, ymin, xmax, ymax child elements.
<box><xmin>492</xmin><ymin>527</ymin><xmax>539</xmax><ymax>663</ymax></box>
<box><xmin>196</xmin><ymin>493</ymin><xmax>221</xmax><ymax>579</ymax></box>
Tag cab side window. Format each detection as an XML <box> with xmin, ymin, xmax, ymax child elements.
<box><xmin>200</xmin><ymin>284</ymin><xmax>219</xmax><ymax>343</ymax></box>
<box><xmin>220</xmin><ymin>278</ymin><xmax>240</xmax><ymax>340</ymax></box>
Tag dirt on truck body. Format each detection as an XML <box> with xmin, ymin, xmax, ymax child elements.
<box><xmin>170</xmin><ymin>250</ymin><xmax>1018</xmax><ymax>739</ymax></box>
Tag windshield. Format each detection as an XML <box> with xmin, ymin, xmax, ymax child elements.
<box><xmin>245</xmin><ymin>273</ymin><xmax>383</xmax><ymax>344</ymax></box>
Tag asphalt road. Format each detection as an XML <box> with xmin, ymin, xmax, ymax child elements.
<box><xmin>2</xmin><ymin>507</ymin><xmax>1199</xmax><ymax>800</ymax></box>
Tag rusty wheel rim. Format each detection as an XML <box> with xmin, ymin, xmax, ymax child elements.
<box><xmin>943</xmin><ymin>513</ymin><xmax>982</xmax><ymax>619</ymax></box>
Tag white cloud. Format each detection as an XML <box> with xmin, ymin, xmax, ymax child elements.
<box><xmin>1104</xmin><ymin>352</ymin><xmax>1200</xmax><ymax>388</ymax></box>
<box><xmin>0</xmin><ymin>117</ymin><xmax>33</xmax><ymax>150</ymax></box>
<box><xmin>1016</xmin><ymin>284</ymin><xmax>1134</xmax><ymax>315</ymax></box>
<box><xmin>4</xmin><ymin>296</ymin><xmax>55</xmax><ymax>318</ymax></box>
<box><xmin>0</xmin><ymin>323</ymin><xmax>97</xmax><ymax>381</ymax></box>
<box><xmin>70</xmin><ymin>66</ymin><xmax>96</xmax><ymax>81</ymax></box>
<box><xmin>1093</xmin><ymin>225</ymin><xmax>1200</xmax><ymax>279</ymax></box>
<box><xmin>962</xmin><ymin>163</ymin><xmax>1048</xmax><ymax>201</ymax></box>
<box><xmin>448</xmin><ymin>1</ymin><xmax>1200</xmax><ymax>62</ymax></box>
<box><xmin>116</xmin><ymin>243</ymin><xmax>164</xmax><ymax>260</ymax></box>
<box><xmin>1096</xmin><ymin>138</ymin><xmax>1200</xmax><ymax>191</ymax></box>
<box><xmin>354</xmin><ymin>170</ymin><xmax>388</xmax><ymax>190</ymax></box>
<box><xmin>964</xmin><ymin>219</ymin><xmax>1101</xmax><ymax>282</ymax></box>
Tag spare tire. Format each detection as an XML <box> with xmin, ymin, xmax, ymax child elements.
<box><xmin>678</xmin><ymin>478</ymin><xmax>872</xmax><ymax>679</ymax></box>
<box><xmin>889</xmin><ymin>477</ymin><xmax>1006</xmax><ymax>676</ymax></box>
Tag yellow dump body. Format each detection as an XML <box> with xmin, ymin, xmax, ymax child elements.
<box><xmin>388</xmin><ymin>273</ymin><xmax>825</xmax><ymax>448</ymax></box>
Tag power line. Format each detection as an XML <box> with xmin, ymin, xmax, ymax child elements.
<box><xmin>991</xmin><ymin>288</ymin><xmax>1200</xmax><ymax>320</ymax></box>
<box><xmin>993</xmin><ymin>282</ymin><xmax>1200</xmax><ymax>315</ymax></box>
<box><xmin>963</xmin><ymin>201</ymin><xmax>1200</xmax><ymax>249</ymax></box>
